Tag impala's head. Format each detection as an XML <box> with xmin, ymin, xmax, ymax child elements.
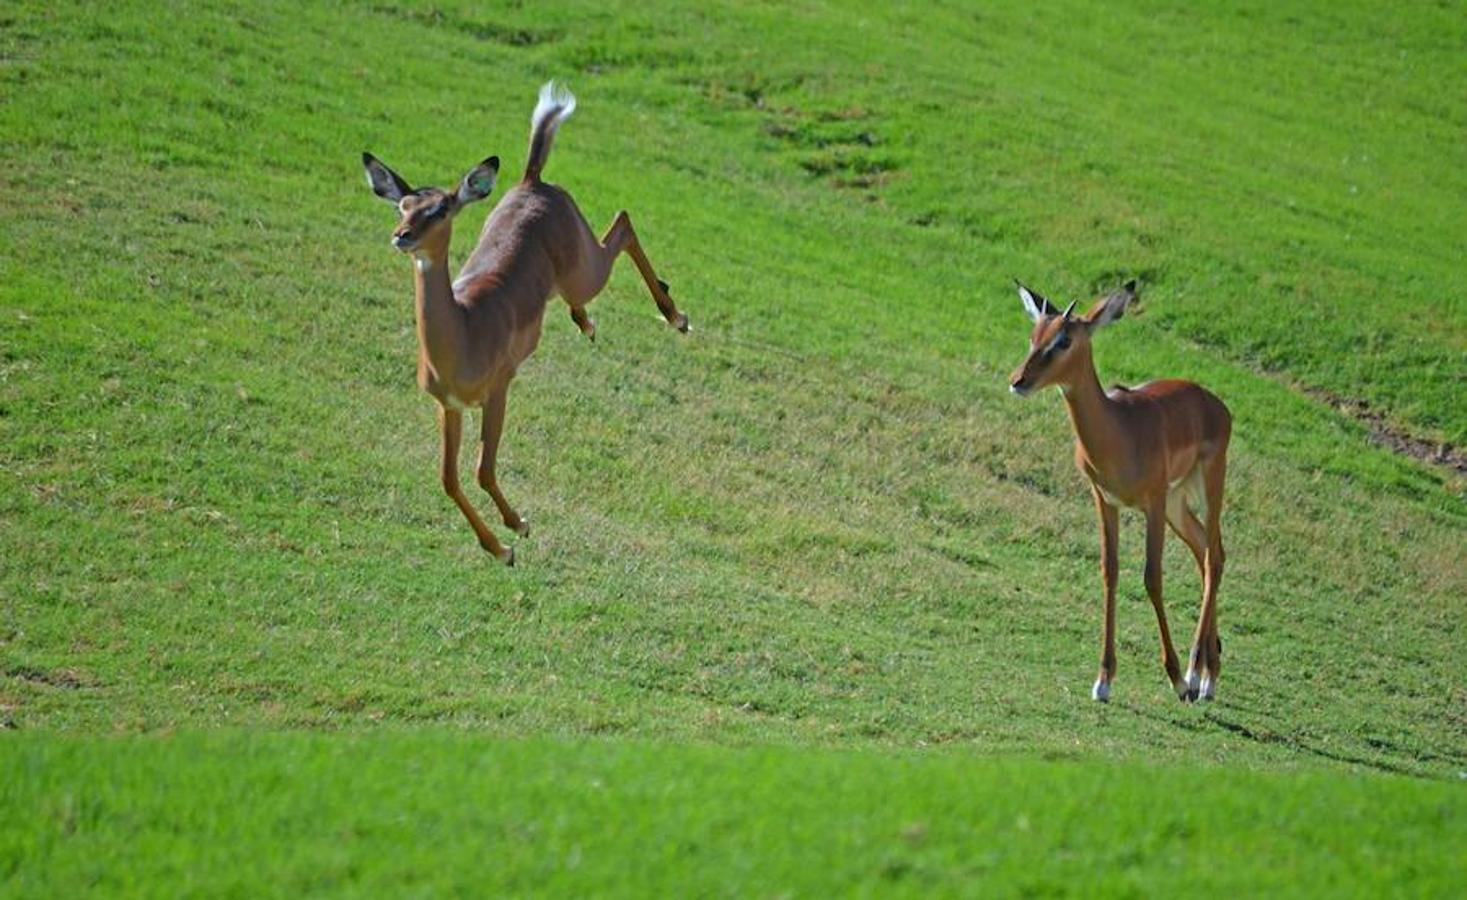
<box><xmin>361</xmin><ymin>152</ymin><xmax>499</xmax><ymax>256</ymax></box>
<box><xmin>1008</xmin><ymin>279</ymin><xmax>1137</xmax><ymax>395</ymax></box>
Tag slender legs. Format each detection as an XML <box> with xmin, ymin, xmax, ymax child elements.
<box><xmin>1092</xmin><ymin>488</ymin><xmax>1119</xmax><ymax>702</ymax></box>
<box><xmin>439</xmin><ymin>406</ymin><xmax>514</xmax><ymax>566</ymax></box>
<box><xmin>477</xmin><ymin>385</ymin><xmax>529</xmax><ymax>537</ymax></box>
<box><xmin>1188</xmin><ymin>454</ymin><xmax>1228</xmax><ymax>700</ymax></box>
<box><xmin>1144</xmin><ymin>500</ymin><xmax>1187</xmax><ymax>700</ymax></box>
<box><xmin>569</xmin><ymin>305</ymin><xmax>596</xmax><ymax>341</ymax></box>
<box><xmin>1164</xmin><ymin>464</ymin><xmax>1226</xmax><ymax>701</ymax></box>
<box><xmin>564</xmin><ymin>210</ymin><xmax>692</xmax><ymax>337</ymax></box>
<box><xmin>600</xmin><ymin>210</ymin><xmax>690</xmax><ymax>332</ymax></box>
<box><xmin>1091</xmin><ymin>479</ymin><xmax>1221</xmax><ymax>704</ymax></box>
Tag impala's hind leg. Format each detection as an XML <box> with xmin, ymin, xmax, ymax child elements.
<box><xmin>476</xmin><ymin>385</ymin><xmax>529</xmax><ymax>538</ymax></box>
<box><xmin>598</xmin><ymin>211</ymin><xmax>690</xmax><ymax>332</ymax></box>
<box><xmin>559</xmin><ymin>210</ymin><xmax>689</xmax><ymax>336</ymax></box>
<box><xmin>1167</xmin><ymin>476</ymin><xmax>1210</xmax><ymax>700</ymax></box>
<box><xmin>1192</xmin><ymin>451</ymin><xmax>1228</xmax><ymax>700</ymax></box>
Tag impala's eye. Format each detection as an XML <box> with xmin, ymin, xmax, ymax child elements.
<box><xmin>1054</xmin><ymin>332</ymin><xmax>1070</xmax><ymax>350</ymax></box>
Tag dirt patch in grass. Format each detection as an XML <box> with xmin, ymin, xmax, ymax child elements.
<box><xmin>1311</xmin><ymin>389</ymin><xmax>1467</xmax><ymax>476</ymax></box>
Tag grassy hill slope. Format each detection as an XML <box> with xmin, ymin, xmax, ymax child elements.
<box><xmin>2</xmin><ymin>0</ymin><xmax>1465</xmax><ymax>892</ymax></box>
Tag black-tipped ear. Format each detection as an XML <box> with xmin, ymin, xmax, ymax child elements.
<box><xmin>1015</xmin><ymin>279</ymin><xmax>1061</xmax><ymax>322</ymax></box>
<box><xmin>1086</xmin><ymin>282</ymin><xmax>1137</xmax><ymax>330</ymax></box>
<box><xmin>457</xmin><ymin>155</ymin><xmax>500</xmax><ymax>205</ymax></box>
<box><xmin>363</xmin><ymin>152</ymin><xmax>413</xmax><ymax>203</ymax></box>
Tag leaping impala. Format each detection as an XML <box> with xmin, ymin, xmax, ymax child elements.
<box><xmin>362</xmin><ymin>82</ymin><xmax>690</xmax><ymax>565</ymax></box>
<box><xmin>1008</xmin><ymin>280</ymin><xmax>1231</xmax><ymax>702</ymax></box>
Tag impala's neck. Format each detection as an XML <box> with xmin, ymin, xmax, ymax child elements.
<box><xmin>411</xmin><ymin>245</ymin><xmax>466</xmax><ymax>380</ymax></box>
<box><xmin>1057</xmin><ymin>347</ymin><xmax>1122</xmax><ymax>457</ymax></box>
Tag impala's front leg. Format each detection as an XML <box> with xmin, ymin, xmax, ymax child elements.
<box><xmin>476</xmin><ymin>385</ymin><xmax>529</xmax><ymax>537</ymax></box>
<box><xmin>1092</xmin><ymin>486</ymin><xmax>1119</xmax><ymax>702</ymax></box>
<box><xmin>601</xmin><ymin>211</ymin><xmax>690</xmax><ymax>333</ymax></box>
<box><xmin>569</xmin><ymin>305</ymin><xmax>596</xmax><ymax>342</ymax></box>
<box><xmin>440</xmin><ymin>406</ymin><xmax>514</xmax><ymax>566</ymax></box>
<box><xmin>1144</xmin><ymin>500</ymin><xmax>1187</xmax><ymax>700</ymax></box>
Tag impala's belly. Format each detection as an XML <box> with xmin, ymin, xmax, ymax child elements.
<box><xmin>1090</xmin><ymin>468</ymin><xmax>1193</xmax><ymax>510</ymax></box>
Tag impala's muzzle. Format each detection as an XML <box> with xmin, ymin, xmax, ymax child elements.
<box><xmin>1009</xmin><ymin>364</ymin><xmax>1037</xmax><ymax>396</ymax></box>
<box><xmin>391</xmin><ymin>233</ymin><xmax>415</xmax><ymax>251</ymax></box>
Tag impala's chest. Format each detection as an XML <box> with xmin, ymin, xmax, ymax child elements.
<box><xmin>440</xmin><ymin>393</ymin><xmax>476</xmax><ymax>412</ymax></box>
<box><xmin>1078</xmin><ymin>450</ymin><xmax>1146</xmax><ymax>509</ymax></box>
<box><xmin>1090</xmin><ymin>475</ymin><xmax>1143</xmax><ymax>510</ymax></box>
<box><xmin>416</xmin><ymin>358</ymin><xmax>484</xmax><ymax>411</ymax></box>
<box><xmin>1082</xmin><ymin>454</ymin><xmax>1195</xmax><ymax>510</ymax></box>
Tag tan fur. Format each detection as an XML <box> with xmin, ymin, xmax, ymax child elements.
<box><xmin>1010</xmin><ymin>284</ymin><xmax>1231</xmax><ymax>700</ymax></box>
<box><xmin>364</xmin><ymin>87</ymin><xmax>689</xmax><ymax>565</ymax></box>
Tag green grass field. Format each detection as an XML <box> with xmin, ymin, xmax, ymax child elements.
<box><xmin>3</xmin><ymin>0</ymin><xmax>1465</xmax><ymax>894</ymax></box>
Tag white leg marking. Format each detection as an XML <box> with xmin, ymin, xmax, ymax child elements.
<box><xmin>1199</xmin><ymin>677</ymin><xmax>1215</xmax><ymax>701</ymax></box>
<box><xmin>1092</xmin><ymin>680</ymin><xmax>1111</xmax><ymax>702</ymax></box>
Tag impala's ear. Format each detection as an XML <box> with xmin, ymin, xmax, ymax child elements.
<box><xmin>362</xmin><ymin>152</ymin><xmax>413</xmax><ymax>203</ymax></box>
<box><xmin>1015</xmin><ymin>279</ymin><xmax>1059</xmax><ymax>322</ymax></box>
<box><xmin>457</xmin><ymin>156</ymin><xmax>500</xmax><ymax>205</ymax></box>
<box><xmin>1085</xmin><ymin>280</ymin><xmax>1137</xmax><ymax>330</ymax></box>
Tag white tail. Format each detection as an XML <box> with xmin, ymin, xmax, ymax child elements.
<box><xmin>525</xmin><ymin>81</ymin><xmax>576</xmax><ymax>182</ymax></box>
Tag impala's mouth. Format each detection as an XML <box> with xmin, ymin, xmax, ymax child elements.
<box><xmin>391</xmin><ymin>233</ymin><xmax>416</xmax><ymax>251</ymax></box>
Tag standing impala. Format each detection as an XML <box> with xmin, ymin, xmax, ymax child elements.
<box><xmin>1008</xmin><ymin>280</ymin><xmax>1230</xmax><ymax>702</ymax></box>
<box><xmin>362</xmin><ymin>82</ymin><xmax>690</xmax><ymax>565</ymax></box>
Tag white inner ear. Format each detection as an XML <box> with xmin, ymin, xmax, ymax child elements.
<box><xmin>459</xmin><ymin>171</ymin><xmax>495</xmax><ymax>202</ymax></box>
<box><xmin>1018</xmin><ymin>286</ymin><xmax>1044</xmax><ymax>322</ymax></box>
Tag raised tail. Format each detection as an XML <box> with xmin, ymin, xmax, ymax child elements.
<box><xmin>523</xmin><ymin>81</ymin><xmax>576</xmax><ymax>183</ymax></box>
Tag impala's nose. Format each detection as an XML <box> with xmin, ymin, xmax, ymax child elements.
<box><xmin>1009</xmin><ymin>379</ymin><xmax>1030</xmax><ymax>396</ymax></box>
<box><xmin>392</xmin><ymin>233</ymin><xmax>413</xmax><ymax>251</ymax></box>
